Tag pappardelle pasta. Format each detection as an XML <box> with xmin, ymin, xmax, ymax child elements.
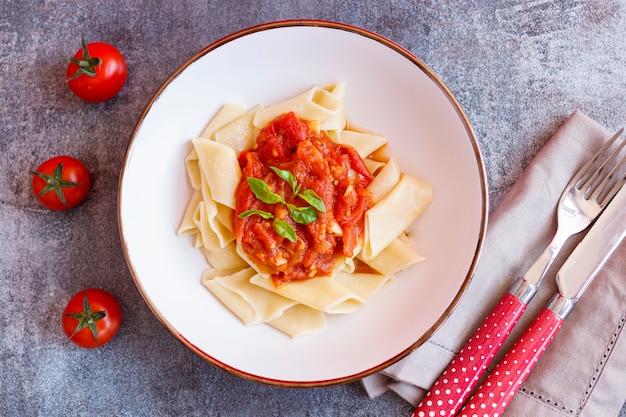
<box><xmin>177</xmin><ymin>83</ymin><xmax>433</xmax><ymax>338</ymax></box>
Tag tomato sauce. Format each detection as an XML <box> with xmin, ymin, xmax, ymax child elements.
<box><xmin>234</xmin><ymin>112</ymin><xmax>373</xmax><ymax>285</ymax></box>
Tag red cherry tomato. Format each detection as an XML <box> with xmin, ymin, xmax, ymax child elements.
<box><xmin>66</xmin><ymin>36</ymin><xmax>127</xmax><ymax>102</ymax></box>
<box><xmin>32</xmin><ymin>155</ymin><xmax>90</xmax><ymax>210</ymax></box>
<box><xmin>62</xmin><ymin>288</ymin><xmax>122</xmax><ymax>349</ymax></box>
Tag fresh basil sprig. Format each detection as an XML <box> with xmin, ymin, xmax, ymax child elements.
<box><xmin>287</xmin><ymin>204</ymin><xmax>318</xmax><ymax>224</ymax></box>
<box><xmin>237</xmin><ymin>209</ymin><xmax>298</xmax><ymax>242</ymax></box>
<box><xmin>269</xmin><ymin>166</ymin><xmax>326</xmax><ymax>212</ymax></box>
<box><xmin>298</xmin><ymin>189</ymin><xmax>326</xmax><ymax>213</ymax></box>
<box><xmin>246</xmin><ymin>177</ymin><xmax>284</xmax><ymax>204</ymax></box>
<box><xmin>240</xmin><ymin>166</ymin><xmax>327</xmax><ymax>242</ymax></box>
<box><xmin>238</xmin><ymin>209</ymin><xmax>274</xmax><ymax>219</ymax></box>
<box><xmin>272</xmin><ymin>218</ymin><xmax>297</xmax><ymax>242</ymax></box>
<box><xmin>270</xmin><ymin>166</ymin><xmax>301</xmax><ymax>196</ymax></box>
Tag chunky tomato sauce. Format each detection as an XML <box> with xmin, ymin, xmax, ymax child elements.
<box><xmin>234</xmin><ymin>112</ymin><xmax>373</xmax><ymax>285</ymax></box>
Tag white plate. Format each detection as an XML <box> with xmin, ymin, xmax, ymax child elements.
<box><xmin>119</xmin><ymin>21</ymin><xmax>488</xmax><ymax>386</ymax></box>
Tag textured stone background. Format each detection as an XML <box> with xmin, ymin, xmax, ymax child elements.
<box><xmin>1</xmin><ymin>1</ymin><xmax>625</xmax><ymax>416</ymax></box>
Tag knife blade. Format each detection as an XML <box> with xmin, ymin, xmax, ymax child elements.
<box><xmin>554</xmin><ymin>194</ymin><xmax>626</xmax><ymax>302</ymax></box>
<box><xmin>458</xmin><ymin>183</ymin><xmax>626</xmax><ymax>417</ymax></box>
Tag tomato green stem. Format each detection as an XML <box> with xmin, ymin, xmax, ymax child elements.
<box><xmin>63</xmin><ymin>291</ymin><xmax>106</xmax><ymax>343</ymax></box>
<box><xmin>67</xmin><ymin>35</ymin><xmax>102</xmax><ymax>80</ymax></box>
<box><xmin>33</xmin><ymin>163</ymin><xmax>83</xmax><ymax>208</ymax></box>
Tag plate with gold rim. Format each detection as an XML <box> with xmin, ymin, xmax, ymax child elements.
<box><xmin>118</xmin><ymin>20</ymin><xmax>488</xmax><ymax>387</ymax></box>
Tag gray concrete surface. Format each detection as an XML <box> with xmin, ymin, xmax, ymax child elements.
<box><xmin>1</xmin><ymin>1</ymin><xmax>625</xmax><ymax>416</ymax></box>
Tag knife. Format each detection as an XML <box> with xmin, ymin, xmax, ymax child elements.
<box><xmin>457</xmin><ymin>183</ymin><xmax>626</xmax><ymax>417</ymax></box>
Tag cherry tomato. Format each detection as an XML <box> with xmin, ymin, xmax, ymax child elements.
<box><xmin>66</xmin><ymin>36</ymin><xmax>127</xmax><ymax>102</ymax></box>
<box><xmin>62</xmin><ymin>288</ymin><xmax>122</xmax><ymax>349</ymax></box>
<box><xmin>32</xmin><ymin>155</ymin><xmax>91</xmax><ymax>210</ymax></box>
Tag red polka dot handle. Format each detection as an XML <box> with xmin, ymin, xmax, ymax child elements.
<box><xmin>412</xmin><ymin>291</ymin><xmax>527</xmax><ymax>417</ymax></box>
<box><xmin>458</xmin><ymin>308</ymin><xmax>564</xmax><ymax>417</ymax></box>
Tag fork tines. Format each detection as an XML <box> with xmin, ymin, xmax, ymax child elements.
<box><xmin>577</xmin><ymin>128</ymin><xmax>626</xmax><ymax>205</ymax></box>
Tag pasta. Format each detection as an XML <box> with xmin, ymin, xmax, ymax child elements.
<box><xmin>177</xmin><ymin>83</ymin><xmax>433</xmax><ymax>338</ymax></box>
<box><xmin>362</xmin><ymin>174</ymin><xmax>433</xmax><ymax>260</ymax></box>
<box><xmin>202</xmin><ymin>268</ymin><xmax>297</xmax><ymax>325</ymax></box>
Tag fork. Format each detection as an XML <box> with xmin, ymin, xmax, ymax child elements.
<box><xmin>412</xmin><ymin>128</ymin><xmax>626</xmax><ymax>417</ymax></box>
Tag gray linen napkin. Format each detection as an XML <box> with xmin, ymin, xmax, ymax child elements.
<box><xmin>362</xmin><ymin>110</ymin><xmax>626</xmax><ymax>417</ymax></box>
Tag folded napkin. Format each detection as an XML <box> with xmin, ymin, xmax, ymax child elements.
<box><xmin>362</xmin><ymin>110</ymin><xmax>626</xmax><ymax>417</ymax></box>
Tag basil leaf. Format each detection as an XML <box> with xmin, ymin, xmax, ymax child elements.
<box><xmin>298</xmin><ymin>189</ymin><xmax>326</xmax><ymax>212</ymax></box>
<box><xmin>270</xmin><ymin>166</ymin><xmax>299</xmax><ymax>195</ymax></box>
<box><xmin>273</xmin><ymin>218</ymin><xmax>297</xmax><ymax>242</ymax></box>
<box><xmin>287</xmin><ymin>204</ymin><xmax>318</xmax><ymax>225</ymax></box>
<box><xmin>237</xmin><ymin>209</ymin><xmax>274</xmax><ymax>220</ymax></box>
<box><xmin>247</xmin><ymin>177</ymin><xmax>284</xmax><ymax>204</ymax></box>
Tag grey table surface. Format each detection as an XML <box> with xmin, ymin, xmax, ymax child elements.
<box><xmin>1</xmin><ymin>1</ymin><xmax>625</xmax><ymax>416</ymax></box>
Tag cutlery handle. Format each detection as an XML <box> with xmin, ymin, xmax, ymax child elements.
<box><xmin>412</xmin><ymin>288</ymin><xmax>530</xmax><ymax>417</ymax></box>
<box><xmin>458</xmin><ymin>307</ymin><xmax>564</xmax><ymax>417</ymax></box>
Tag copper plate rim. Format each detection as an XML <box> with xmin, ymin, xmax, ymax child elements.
<box><xmin>118</xmin><ymin>19</ymin><xmax>489</xmax><ymax>388</ymax></box>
